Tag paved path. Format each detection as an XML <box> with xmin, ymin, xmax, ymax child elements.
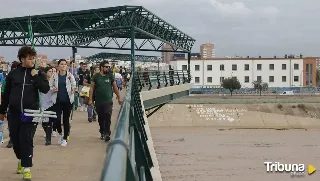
<box><xmin>0</xmin><ymin>99</ymin><xmax>121</xmax><ymax>181</ymax></box>
<box><xmin>151</xmin><ymin>127</ymin><xmax>320</xmax><ymax>181</ymax></box>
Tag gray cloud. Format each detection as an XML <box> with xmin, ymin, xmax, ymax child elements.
<box><xmin>0</xmin><ymin>0</ymin><xmax>319</xmax><ymax>60</ymax></box>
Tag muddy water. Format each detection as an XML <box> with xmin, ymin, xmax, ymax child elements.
<box><xmin>151</xmin><ymin>127</ymin><xmax>320</xmax><ymax>181</ymax></box>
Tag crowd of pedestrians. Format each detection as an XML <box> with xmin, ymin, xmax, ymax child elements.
<box><xmin>0</xmin><ymin>46</ymin><xmax>130</xmax><ymax>181</ymax></box>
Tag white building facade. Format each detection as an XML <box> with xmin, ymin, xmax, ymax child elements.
<box><xmin>170</xmin><ymin>58</ymin><xmax>307</xmax><ymax>88</ymax></box>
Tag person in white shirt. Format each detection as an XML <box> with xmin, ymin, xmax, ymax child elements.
<box><xmin>50</xmin><ymin>59</ymin><xmax>77</xmax><ymax>147</ymax></box>
<box><xmin>114</xmin><ymin>68</ymin><xmax>123</xmax><ymax>91</ymax></box>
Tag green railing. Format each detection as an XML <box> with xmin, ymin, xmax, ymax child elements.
<box><xmin>100</xmin><ymin>70</ymin><xmax>190</xmax><ymax>181</ymax></box>
<box><xmin>100</xmin><ymin>74</ymin><xmax>153</xmax><ymax>181</ymax></box>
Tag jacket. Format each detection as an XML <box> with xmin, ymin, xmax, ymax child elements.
<box><xmin>77</xmin><ymin>69</ymin><xmax>90</xmax><ymax>86</ymax></box>
<box><xmin>50</xmin><ymin>71</ymin><xmax>76</xmax><ymax>104</ymax></box>
<box><xmin>0</xmin><ymin>67</ymin><xmax>50</xmax><ymax>114</ymax></box>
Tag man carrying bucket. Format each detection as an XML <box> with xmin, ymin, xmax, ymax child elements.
<box><xmin>0</xmin><ymin>46</ymin><xmax>50</xmax><ymax>181</ymax></box>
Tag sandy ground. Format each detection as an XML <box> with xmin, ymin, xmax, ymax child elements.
<box><xmin>0</xmin><ymin>95</ymin><xmax>122</xmax><ymax>181</ymax></box>
<box><xmin>151</xmin><ymin>127</ymin><xmax>320</xmax><ymax>181</ymax></box>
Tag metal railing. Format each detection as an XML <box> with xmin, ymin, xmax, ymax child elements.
<box><xmin>100</xmin><ymin>70</ymin><xmax>190</xmax><ymax>181</ymax></box>
<box><xmin>134</xmin><ymin>70</ymin><xmax>191</xmax><ymax>91</ymax></box>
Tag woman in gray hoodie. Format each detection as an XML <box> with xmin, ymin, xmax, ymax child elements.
<box><xmin>40</xmin><ymin>66</ymin><xmax>56</xmax><ymax>146</ymax></box>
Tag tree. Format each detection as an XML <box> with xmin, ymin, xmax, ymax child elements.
<box><xmin>252</xmin><ymin>80</ymin><xmax>268</xmax><ymax>96</ymax></box>
<box><xmin>317</xmin><ymin>70</ymin><xmax>320</xmax><ymax>84</ymax></box>
<box><xmin>221</xmin><ymin>77</ymin><xmax>241</xmax><ymax>96</ymax></box>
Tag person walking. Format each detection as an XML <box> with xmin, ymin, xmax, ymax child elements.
<box><xmin>0</xmin><ymin>46</ymin><xmax>50</xmax><ymax>181</ymax></box>
<box><xmin>85</xmin><ymin>66</ymin><xmax>100</xmax><ymax>122</ymax></box>
<box><xmin>50</xmin><ymin>59</ymin><xmax>77</xmax><ymax>147</ymax></box>
<box><xmin>1</xmin><ymin>61</ymin><xmax>19</xmax><ymax>148</ymax></box>
<box><xmin>40</xmin><ymin>67</ymin><xmax>55</xmax><ymax>146</ymax></box>
<box><xmin>77</xmin><ymin>62</ymin><xmax>90</xmax><ymax>111</ymax></box>
<box><xmin>88</xmin><ymin>60</ymin><xmax>122</xmax><ymax>142</ymax></box>
<box><xmin>114</xmin><ymin>68</ymin><xmax>123</xmax><ymax>91</ymax></box>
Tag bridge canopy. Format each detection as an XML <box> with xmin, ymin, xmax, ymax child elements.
<box><xmin>0</xmin><ymin>5</ymin><xmax>195</xmax><ymax>53</ymax></box>
<box><xmin>86</xmin><ymin>52</ymin><xmax>161</xmax><ymax>62</ymax></box>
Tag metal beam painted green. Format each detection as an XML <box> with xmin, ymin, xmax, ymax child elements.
<box><xmin>86</xmin><ymin>52</ymin><xmax>161</xmax><ymax>62</ymax></box>
<box><xmin>0</xmin><ymin>5</ymin><xmax>196</xmax><ymax>52</ymax></box>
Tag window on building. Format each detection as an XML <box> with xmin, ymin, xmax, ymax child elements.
<box><xmin>269</xmin><ymin>64</ymin><xmax>274</xmax><ymax>70</ymax></box>
<box><xmin>195</xmin><ymin>65</ymin><xmax>200</xmax><ymax>71</ymax></box>
<box><xmin>257</xmin><ymin>64</ymin><xmax>262</xmax><ymax>70</ymax></box>
<box><xmin>207</xmin><ymin>77</ymin><xmax>212</xmax><ymax>83</ymax></box>
<box><xmin>294</xmin><ymin>64</ymin><xmax>299</xmax><ymax>70</ymax></box>
<box><xmin>257</xmin><ymin>76</ymin><xmax>262</xmax><ymax>82</ymax></box>
<box><xmin>282</xmin><ymin>76</ymin><xmax>286</xmax><ymax>82</ymax></box>
<box><xmin>195</xmin><ymin>77</ymin><xmax>200</xmax><ymax>83</ymax></box>
<box><xmin>182</xmin><ymin>65</ymin><xmax>187</xmax><ymax>71</ymax></box>
<box><xmin>282</xmin><ymin>64</ymin><xmax>286</xmax><ymax>70</ymax></box>
<box><xmin>294</xmin><ymin>76</ymin><xmax>299</xmax><ymax>82</ymax></box>
<box><xmin>244</xmin><ymin>76</ymin><xmax>249</xmax><ymax>82</ymax></box>
<box><xmin>232</xmin><ymin>64</ymin><xmax>237</xmax><ymax>71</ymax></box>
<box><xmin>244</xmin><ymin>64</ymin><xmax>249</xmax><ymax>71</ymax></box>
<box><xmin>220</xmin><ymin>77</ymin><xmax>224</xmax><ymax>83</ymax></box>
<box><xmin>269</xmin><ymin>76</ymin><xmax>274</xmax><ymax>82</ymax></box>
<box><xmin>220</xmin><ymin>64</ymin><xmax>224</xmax><ymax>71</ymax></box>
<box><xmin>207</xmin><ymin>65</ymin><xmax>212</xmax><ymax>71</ymax></box>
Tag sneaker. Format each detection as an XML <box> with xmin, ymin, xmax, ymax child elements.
<box><xmin>100</xmin><ymin>133</ymin><xmax>104</xmax><ymax>140</ymax></box>
<box><xmin>16</xmin><ymin>162</ymin><xmax>24</xmax><ymax>174</ymax></box>
<box><xmin>104</xmin><ymin>134</ymin><xmax>110</xmax><ymax>142</ymax></box>
<box><xmin>52</xmin><ymin>131</ymin><xmax>57</xmax><ymax>137</ymax></box>
<box><xmin>23</xmin><ymin>170</ymin><xmax>32</xmax><ymax>181</ymax></box>
<box><xmin>58</xmin><ymin>134</ymin><xmax>63</xmax><ymax>145</ymax></box>
<box><xmin>61</xmin><ymin>140</ymin><xmax>68</xmax><ymax>147</ymax></box>
<box><xmin>88</xmin><ymin>118</ymin><xmax>92</xmax><ymax>123</ymax></box>
<box><xmin>6</xmin><ymin>140</ymin><xmax>13</xmax><ymax>148</ymax></box>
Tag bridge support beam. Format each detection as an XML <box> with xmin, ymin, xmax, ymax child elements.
<box><xmin>141</xmin><ymin>83</ymin><xmax>193</xmax><ymax>110</ymax></box>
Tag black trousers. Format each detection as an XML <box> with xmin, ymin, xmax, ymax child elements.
<box><xmin>55</xmin><ymin>101</ymin><xmax>72</xmax><ymax>140</ymax></box>
<box><xmin>8</xmin><ymin>108</ymin><xmax>37</xmax><ymax>167</ymax></box>
<box><xmin>96</xmin><ymin>103</ymin><xmax>113</xmax><ymax>135</ymax></box>
<box><xmin>41</xmin><ymin>105</ymin><xmax>56</xmax><ymax>139</ymax></box>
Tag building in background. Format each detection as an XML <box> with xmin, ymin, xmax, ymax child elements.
<box><xmin>170</xmin><ymin>57</ymin><xmax>316</xmax><ymax>88</ymax></box>
<box><xmin>316</xmin><ymin>57</ymin><xmax>320</xmax><ymax>70</ymax></box>
<box><xmin>161</xmin><ymin>43</ymin><xmax>174</xmax><ymax>63</ymax></box>
<box><xmin>200</xmin><ymin>42</ymin><xmax>215</xmax><ymax>58</ymax></box>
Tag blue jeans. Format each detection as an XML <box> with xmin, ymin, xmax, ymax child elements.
<box><xmin>87</xmin><ymin>106</ymin><xmax>96</xmax><ymax>119</ymax></box>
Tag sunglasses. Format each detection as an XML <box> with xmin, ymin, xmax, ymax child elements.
<box><xmin>103</xmin><ymin>66</ymin><xmax>111</xmax><ymax>68</ymax></box>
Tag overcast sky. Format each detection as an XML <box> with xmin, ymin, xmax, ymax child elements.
<box><xmin>0</xmin><ymin>0</ymin><xmax>319</xmax><ymax>60</ymax></box>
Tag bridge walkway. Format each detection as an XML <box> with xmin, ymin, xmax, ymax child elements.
<box><xmin>0</xmin><ymin>95</ymin><xmax>122</xmax><ymax>181</ymax></box>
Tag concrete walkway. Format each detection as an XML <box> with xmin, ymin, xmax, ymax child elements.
<box><xmin>0</xmin><ymin>101</ymin><xmax>121</xmax><ymax>181</ymax></box>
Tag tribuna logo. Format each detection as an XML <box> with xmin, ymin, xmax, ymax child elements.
<box><xmin>264</xmin><ymin>162</ymin><xmax>305</xmax><ymax>176</ymax></box>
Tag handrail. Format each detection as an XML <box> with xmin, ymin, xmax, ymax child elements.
<box><xmin>100</xmin><ymin>78</ymin><xmax>132</xmax><ymax>181</ymax></box>
<box><xmin>101</xmin><ymin>69</ymin><xmax>191</xmax><ymax>181</ymax></box>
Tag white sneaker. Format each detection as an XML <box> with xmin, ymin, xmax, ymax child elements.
<box><xmin>44</xmin><ymin>134</ymin><xmax>46</xmax><ymax>138</ymax></box>
<box><xmin>58</xmin><ymin>134</ymin><xmax>63</xmax><ymax>145</ymax></box>
<box><xmin>52</xmin><ymin>131</ymin><xmax>57</xmax><ymax>137</ymax></box>
<box><xmin>60</xmin><ymin>140</ymin><xmax>68</xmax><ymax>147</ymax></box>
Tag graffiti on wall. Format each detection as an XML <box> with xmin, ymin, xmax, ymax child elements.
<box><xmin>186</xmin><ymin>104</ymin><xmax>247</xmax><ymax>122</ymax></box>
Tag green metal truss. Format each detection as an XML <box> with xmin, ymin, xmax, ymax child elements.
<box><xmin>86</xmin><ymin>52</ymin><xmax>161</xmax><ymax>62</ymax></box>
<box><xmin>0</xmin><ymin>5</ymin><xmax>195</xmax><ymax>52</ymax></box>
